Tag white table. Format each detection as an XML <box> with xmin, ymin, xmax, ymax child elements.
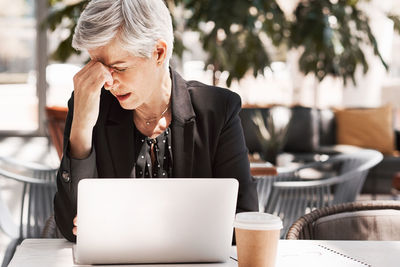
<box><xmin>8</xmin><ymin>239</ymin><xmax>400</xmax><ymax>267</ymax></box>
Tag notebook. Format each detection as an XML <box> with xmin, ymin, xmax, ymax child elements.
<box><xmin>73</xmin><ymin>178</ymin><xmax>239</xmax><ymax>265</ymax></box>
<box><xmin>275</xmin><ymin>241</ymin><xmax>370</xmax><ymax>267</ymax></box>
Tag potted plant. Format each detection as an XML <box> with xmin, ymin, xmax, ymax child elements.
<box><xmin>251</xmin><ymin>107</ymin><xmax>291</xmax><ymax>165</ymax></box>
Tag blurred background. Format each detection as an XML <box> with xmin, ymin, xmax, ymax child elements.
<box><xmin>1</xmin><ymin>0</ymin><xmax>400</xmax><ymax>135</ymax></box>
<box><xmin>1</xmin><ymin>0</ymin><xmax>400</xmax><ymax>264</ymax></box>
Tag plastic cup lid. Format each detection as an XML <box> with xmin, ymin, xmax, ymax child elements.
<box><xmin>234</xmin><ymin>212</ymin><xmax>283</xmax><ymax>231</ymax></box>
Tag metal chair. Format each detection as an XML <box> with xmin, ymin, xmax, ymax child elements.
<box><xmin>264</xmin><ymin>149</ymin><xmax>383</xmax><ymax>237</ymax></box>
<box><xmin>254</xmin><ymin>166</ymin><xmax>297</xmax><ymax>212</ymax></box>
<box><xmin>0</xmin><ymin>156</ymin><xmax>57</xmax><ymax>267</ymax></box>
<box><xmin>286</xmin><ymin>200</ymin><xmax>400</xmax><ymax>240</ymax></box>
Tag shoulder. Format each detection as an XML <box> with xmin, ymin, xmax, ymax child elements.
<box><xmin>185</xmin><ymin>80</ymin><xmax>242</xmax><ymax>115</ymax></box>
<box><xmin>187</xmin><ymin>80</ymin><xmax>241</xmax><ymax>103</ymax></box>
<box><xmin>171</xmin><ymin>70</ymin><xmax>242</xmax><ymax>123</ymax></box>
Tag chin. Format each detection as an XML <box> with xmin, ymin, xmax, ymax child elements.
<box><xmin>119</xmin><ymin>102</ymin><xmax>135</xmax><ymax>110</ymax></box>
<box><xmin>118</xmin><ymin>99</ymin><xmax>139</xmax><ymax>110</ymax></box>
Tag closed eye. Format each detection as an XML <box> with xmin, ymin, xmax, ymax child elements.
<box><xmin>113</xmin><ymin>67</ymin><xmax>127</xmax><ymax>72</ymax></box>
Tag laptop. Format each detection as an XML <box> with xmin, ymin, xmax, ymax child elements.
<box><xmin>73</xmin><ymin>178</ymin><xmax>238</xmax><ymax>265</ymax></box>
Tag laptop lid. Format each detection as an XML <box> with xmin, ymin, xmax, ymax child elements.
<box><xmin>74</xmin><ymin>178</ymin><xmax>238</xmax><ymax>265</ymax></box>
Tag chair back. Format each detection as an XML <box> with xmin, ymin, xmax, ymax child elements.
<box><xmin>287</xmin><ymin>201</ymin><xmax>400</xmax><ymax>240</ymax></box>
<box><xmin>331</xmin><ymin>150</ymin><xmax>383</xmax><ymax>204</ymax></box>
<box><xmin>41</xmin><ymin>215</ymin><xmax>63</xmax><ymax>238</ymax></box>
<box><xmin>45</xmin><ymin>106</ymin><xmax>68</xmax><ymax>160</ymax></box>
<box><xmin>0</xmin><ymin>156</ymin><xmax>58</xmax><ymax>267</ymax></box>
<box><xmin>0</xmin><ymin>157</ymin><xmax>57</xmax><ymax>239</ymax></box>
<box><xmin>264</xmin><ymin>150</ymin><xmax>383</xmax><ymax>237</ymax></box>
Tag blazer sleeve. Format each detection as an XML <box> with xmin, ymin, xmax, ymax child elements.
<box><xmin>212</xmin><ymin>93</ymin><xmax>259</xmax><ymax>213</ymax></box>
<box><xmin>53</xmin><ymin>93</ymin><xmax>98</xmax><ymax>242</ymax></box>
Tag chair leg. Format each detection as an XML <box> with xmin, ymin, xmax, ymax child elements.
<box><xmin>2</xmin><ymin>238</ymin><xmax>20</xmax><ymax>267</ymax></box>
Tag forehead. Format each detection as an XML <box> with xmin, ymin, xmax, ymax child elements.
<box><xmin>88</xmin><ymin>38</ymin><xmax>137</xmax><ymax>65</ymax></box>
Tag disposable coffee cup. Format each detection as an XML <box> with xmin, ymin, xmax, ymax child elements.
<box><xmin>234</xmin><ymin>212</ymin><xmax>282</xmax><ymax>267</ymax></box>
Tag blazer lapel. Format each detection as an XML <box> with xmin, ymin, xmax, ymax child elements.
<box><xmin>105</xmin><ymin>98</ymin><xmax>135</xmax><ymax>177</ymax></box>
<box><xmin>170</xmin><ymin>70</ymin><xmax>196</xmax><ymax>177</ymax></box>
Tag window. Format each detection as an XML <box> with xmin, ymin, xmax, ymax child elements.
<box><xmin>0</xmin><ymin>0</ymin><xmax>45</xmax><ymax>133</ymax></box>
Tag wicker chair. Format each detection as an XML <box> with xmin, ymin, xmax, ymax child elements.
<box><xmin>287</xmin><ymin>200</ymin><xmax>400</xmax><ymax>240</ymax></box>
<box><xmin>264</xmin><ymin>149</ymin><xmax>383</xmax><ymax>237</ymax></box>
<box><xmin>0</xmin><ymin>157</ymin><xmax>58</xmax><ymax>267</ymax></box>
<box><xmin>41</xmin><ymin>215</ymin><xmax>63</xmax><ymax>238</ymax></box>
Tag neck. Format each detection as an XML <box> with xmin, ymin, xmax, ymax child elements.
<box><xmin>134</xmin><ymin>69</ymin><xmax>172</xmax><ymax>122</ymax></box>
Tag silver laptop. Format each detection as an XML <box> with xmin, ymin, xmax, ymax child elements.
<box><xmin>74</xmin><ymin>178</ymin><xmax>238</xmax><ymax>265</ymax></box>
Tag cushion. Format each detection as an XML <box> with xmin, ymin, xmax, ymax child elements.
<box><xmin>314</xmin><ymin>209</ymin><xmax>400</xmax><ymax>240</ymax></box>
<box><xmin>284</xmin><ymin>106</ymin><xmax>319</xmax><ymax>153</ymax></box>
<box><xmin>335</xmin><ymin>105</ymin><xmax>395</xmax><ymax>155</ymax></box>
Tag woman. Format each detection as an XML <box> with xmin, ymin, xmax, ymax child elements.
<box><xmin>54</xmin><ymin>0</ymin><xmax>258</xmax><ymax>242</ymax></box>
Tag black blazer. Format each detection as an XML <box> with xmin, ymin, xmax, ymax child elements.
<box><xmin>54</xmin><ymin>70</ymin><xmax>259</xmax><ymax>242</ymax></box>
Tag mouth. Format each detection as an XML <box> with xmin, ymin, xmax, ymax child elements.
<box><xmin>115</xmin><ymin>93</ymin><xmax>131</xmax><ymax>102</ymax></box>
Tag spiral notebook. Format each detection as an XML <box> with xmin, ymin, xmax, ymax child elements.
<box><xmin>276</xmin><ymin>242</ymin><xmax>371</xmax><ymax>267</ymax></box>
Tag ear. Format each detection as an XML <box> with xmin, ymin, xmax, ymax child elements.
<box><xmin>153</xmin><ymin>39</ymin><xmax>168</xmax><ymax>66</ymax></box>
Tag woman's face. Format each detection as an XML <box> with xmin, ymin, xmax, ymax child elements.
<box><xmin>88</xmin><ymin>38</ymin><xmax>162</xmax><ymax>110</ymax></box>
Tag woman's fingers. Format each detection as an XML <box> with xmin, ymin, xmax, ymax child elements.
<box><xmin>103</xmin><ymin>70</ymin><xmax>114</xmax><ymax>90</ymax></box>
<box><xmin>73</xmin><ymin>216</ymin><xmax>77</xmax><ymax>236</ymax></box>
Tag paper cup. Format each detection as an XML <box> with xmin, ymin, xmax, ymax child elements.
<box><xmin>234</xmin><ymin>212</ymin><xmax>282</xmax><ymax>267</ymax></box>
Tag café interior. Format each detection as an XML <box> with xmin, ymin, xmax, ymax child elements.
<box><xmin>1</xmin><ymin>0</ymin><xmax>400</xmax><ymax>266</ymax></box>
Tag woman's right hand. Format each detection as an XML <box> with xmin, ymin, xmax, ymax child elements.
<box><xmin>69</xmin><ymin>61</ymin><xmax>114</xmax><ymax>159</ymax></box>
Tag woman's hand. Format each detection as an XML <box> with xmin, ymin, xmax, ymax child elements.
<box><xmin>69</xmin><ymin>61</ymin><xmax>113</xmax><ymax>159</ymax></box>
<box><xmin>73</xmin><ymin>216</ymin><xmax>77</xmax><ymax>236</ymax></box>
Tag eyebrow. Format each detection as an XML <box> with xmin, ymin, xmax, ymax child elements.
<box><xmin>93</xmin><ymin>58</ymin><xmax>127</xmax><ymax>67</ymax></box>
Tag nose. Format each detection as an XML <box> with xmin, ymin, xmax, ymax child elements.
<box><xmin>109</xmin><ymin>79</ymin><xmax>120</xmax><ymax>91</ymax></box>
<box><xmin>104</xmin><ymin>79</ymin><xmax>115</xmax><ymax>91</ymax></box>
<box><xmin>104</xmin><ymin>69</ymin><xmax>120</xmax><ymax>91</ymax></box>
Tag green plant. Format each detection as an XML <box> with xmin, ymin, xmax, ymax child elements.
<box><xmin>288</xmin><ymin>0</ymin><xmax>393</xmax><ymax>85</ymax></box>
<box><xmin>46</xmin><ymin>0</ymin><xmax>87</xmax><ymax>61</ymax></box>
<box><xmin>46</xmin><ymin>0</ymin><xmax>286</xmax><ymax>86</ymax></box>
<box><xmin>388</xmin><ymin>14</ymin><xmax>400</xmax><ymax>35</ymax></box>
<box><xmin>251</xmin><ymin>107</ymin><xmax>291</xmax><ymax>164</ymax></box>
<box><xmin>46</xmin><ymin>0</ymin><xmax>399</xmax><ymax>87</ymax></box>
<box><xmin>180</xmin><ymin>0</ymin><xmax>286</xmax><ymax>86</ymax></box>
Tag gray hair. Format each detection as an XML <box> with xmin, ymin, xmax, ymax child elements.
<box><xmin>72</xmin><ymin>0</ymin><xmax>174</xmax><ymax>69</ymax></box>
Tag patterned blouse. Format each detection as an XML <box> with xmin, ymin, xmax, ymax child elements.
<box><xmin>131</xmin><ymin>127</ymin><xmax>173</xmax><ymax>178</ymax></box>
